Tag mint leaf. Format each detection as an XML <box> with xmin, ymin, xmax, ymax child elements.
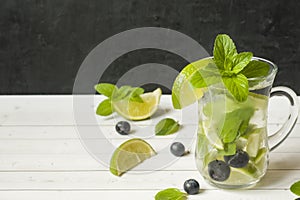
<box><xmin>94</xmin><ymin>83</ymin><xmax>117</xmax><ymax>98</ymax></box>
<box><xmin>112</xmin><ymin>86</ymin><xmax>132</xmax><ymax>101</ymax></box>
<box><xmin>132</xmin><ymin>87</ymin><xmax>144</xmax><ymax>95</ymax></box>
<box><xmin>240</xmin><ymin>60</ymin><xmax>270</xmax><ymax>78</ymax></box>
<box><xmin>213</xmin><ymin>34</ymin><xmax>237</xmax><ymax>69</ymax></box>
<box><xmin>155</xmin><ymin>188</ymin><xmax>187</xmax><ymax>200</ymax></box>
<box><xmin>112</xmin><ymin>86</ymin><xmax>144</xmax><ymax>102</ymax></box>
<box><xmin>290</xmin><ymin>181</ymin><xmax>300</xmax><ymax>196</ymax></box>
<box><xmin>218</xmin><ymin>107</ymin><xmax>254</xmax><ymax>143</ymax></box>
<box><xmin>155</xmin><ymin>118</ymin><xmax>180</xmax><ymax>136</ymax></box>
<box><xmin>190</xmin><ymin>63</ymin><xmax>221</xmax><ymax>88</ymax></box>
<box><xmin>224</xmin><ymin>57</ymin><xmax>234</xmax><ymax>71</ymax></box>
<box><xmin>218</xmin><ymin>143</ymin><xmax>236</xmax><ymax>156</ymax></box>
<box><xmin>96</xmin><ymin>99</ymin><xmax>113</xmax><ymax>116</ymax></box>
<box><xmin>232</xmin><ymin>52</ymin><xmax>253</xmax><ymax>73</ymax></box>
<box><xmin>222</xmin><ymin>74</ymin><xmax>248</xmax><ymax>102</ymax></box>
<box><xmin>129</xmin><ymin>87</ymin><xmax>144</xmax><ymax>103</ymax></box>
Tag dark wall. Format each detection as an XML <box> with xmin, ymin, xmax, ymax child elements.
<box><xmin>0</xmin><ymin>0</ymin><xmax>299</xmax><ymax>94</ymax></box>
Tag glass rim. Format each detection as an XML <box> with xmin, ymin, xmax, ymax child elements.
<box><xmin>248</xmin><ymin>56</ymin><xmax>278</xmax><ymax>81</ymax></box>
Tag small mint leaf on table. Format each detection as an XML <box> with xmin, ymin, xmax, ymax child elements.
<box><xmin>291</xmin><ymin>181</ymin><xmax>300</xmax><ymax>196</ymax></box>
<box><xmin>96</xmin><ymin>99</ymin><xmax>113</xmax><ymax>116</ymax></box>
<box><xmin>155</xmin><ymin>188</ymin><xmax>187</xmax><ymax>200</ymax></box>
<box><xmin>94</xmin><ymin>83</ymin><xmax>117</xmax><ymax>98</ymax></box>
<box><xmin>155</xmin><ymin>118</ymin><xmax>180</xmax><ymax>136</ymax></box>
<box><xmin>222</xmin><ymin>74</ymin><xmax>249</xmax><ymax>102</ymax></box>
<box><xmin>213</xmin><ymin>34</ymin><xmax>237</xmax><ymax>69</ymax></box>
<box><xmin>240</xmin><ymin>60</ymin><xmax>270</xmax><ymax>78</ymax></box>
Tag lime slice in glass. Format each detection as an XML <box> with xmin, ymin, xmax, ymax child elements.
<box><xmin>202</xmin><ymin>120</ymin><xmax>224</xmax><ymax>150</ymax></box>
<box><xmin>231</xmin><ymin>162</ymin><xmax>259</xmax><ymax>181</ymax></box>
<box><xmin>245</xmin><ymin>133</ymin><xmax>261</xmax><ymax>157</ymax></box>
<box><xmin>254</xmin><ymin>147</ymin><xmax>267</xmax><ymax>164</ymax></box>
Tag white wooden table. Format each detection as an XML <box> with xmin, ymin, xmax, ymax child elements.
<box><xmin>0</xmin><ymin>95</ymin><xmax>299</xmax><ymax>199</ymax></box>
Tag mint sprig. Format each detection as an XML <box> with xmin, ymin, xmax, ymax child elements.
<box><xmin>192</xmin><ymin>34</ymin><xmax>270</xmax><ymax>102</ymax></box>
<box><xmin>95</xmin><ymin>83</ymin><xmax>145</xmax><ymax>116</ymax></box>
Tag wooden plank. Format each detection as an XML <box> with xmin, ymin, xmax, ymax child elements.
<box><xmin>0</xmin><ymin>190</ymin><xmax>295</xmax><ymax>200</ymax></box>
<box><xmin>0</xmin><ymin>170</ymin><xmax>297</xmax><ymax>190</ymax></box>
<box><xmin>0</xmin><ymin>152</ymin><xmax>297</xmax><ymax>171</ymax></box>
<box><xmin>0</xmin><ymin>137</ymin><xmax>298</xmax><ymax>155</ymax></box>
<box><xmin>0</xmin><ymin>95</ymin><xmax>297</xmax><ymax>126</ymax></box>
<box><xmin>0</xmin><ymin>123</ymin><xmax>298</xmax><ymax>139</ymax></box>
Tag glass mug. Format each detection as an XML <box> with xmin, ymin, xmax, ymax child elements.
<box><xmin>195</xmin><ymin>57</ymin><xmax>299</xmax><ymax>189</ymax></box>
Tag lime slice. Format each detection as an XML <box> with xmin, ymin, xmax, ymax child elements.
<box><xmin>231</xmin><ymin>162</ymin><xmax>259</xmax><ymax>180</ymax></box>
<box><xmin>172</xmin><ymin>58</ymin><xmax>213</xmax><ymax>109</ymax></box>
<box><xmin>254</xmin><ymin>147</ymin><xmax>267</xmax><ymax>164</ymax></box>
<box><xmin>246</xmin><ymin>133</ymin><xmax>261</xmax><ymax>157</ymax></box>
<box><xmin>202</xmin><ymin>120</ymin><xmax>224</xmax><ymax>150</ymax></box>
<box><xmin>112</xmin><ymin>88</ymin><xmax>162</xmax><ymax>120</ymax></box>
<box><xmin>110</xmin><ymin>138</ymin><xmax>156</xmax><ymax>176</ymax></box>
<box><xmin>248</xmin><ymin>92</ymin><xmax>268</xmax><ymax>111</ymax></box>
<box><xmin>236</xmin><ymin>137</ymin><xmax>248</xmax><ymax>150</ymax></box>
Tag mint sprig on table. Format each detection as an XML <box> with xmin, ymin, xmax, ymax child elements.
<box><xmin>155</xmin><ymin>188</ymin><xmax>187</xmax><ymax>200</ymax></box>
<box><xmin>191</xmin><ymin>34</ymin><xmax>270</xmax><ymax>102</ymax></box>
<box><xmin>155</xmin><ymin>118</ymin><xmax>180</xmax><ymax>136</ymax></box>
<box><xmin>291</xmin><ymin>181</ymin><xmax>300</xmax><ymax>197</ymax></box>
<box><xmin>94</xmin><ymin>83</ymin><xmax>144</xmax><ymax>116</ymax></box>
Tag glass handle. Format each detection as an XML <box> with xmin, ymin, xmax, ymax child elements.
<box><xmin>268</xmin><ymin>86</ymin><xmax>299</xmax><ymax>151</ymax></box>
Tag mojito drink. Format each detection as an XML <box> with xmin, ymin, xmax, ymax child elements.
<box><xmin>195</xmin><ymin>83</ymin><xmax>270</xmax><ymax>188</ymax></box>
<box><xmin>172</xmin><ymin>34</ymin><xmax>298</xmax><ymax>189</ymax></box>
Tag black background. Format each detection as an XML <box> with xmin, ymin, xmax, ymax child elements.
<box><xmin>0</xmin><ymin>0</ymin><xmax>299</xmax><ymax>94</ymax></box>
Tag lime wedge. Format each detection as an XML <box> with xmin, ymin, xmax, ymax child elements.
<box><xmin>110</xmin><ymin>138</ymin><xmax>156</xmax><ymax>176</ymax></box>
<box><xmin>246</xmin><ymin>133</ymin><xmax>261</xmax><ymax>157</ymax></box>
<box><xmin>236</xmin><ymin>137</ymin><xmax>248</xmax><ymax>150</ymax></box>
<box><xmin>231</xmin><ymin>162</ymin><xmax>259</xmax><ymax>180</ymax></box>
<box><xmin>248</xmin><ymin>92</ymin><xmax>268</xmax><ymax>110</ymax></box>
<box><xmin>202</xmin><ymin>120</ymin><xmax>224</xmax><ymax>150</ymax></box>
<box><xmin>254</xmin><ymin>147</ymin><xmax>267</xmax><ymax>164</ymax></box>
<box><xmin>112</xmin><ymin>88</ymin><xmax>162</xmax><ymax>120</ymax></box>
<box><xmin>172</xmin><ymin>58</ymin><xmax>213</xmax><ymax>109</ymax></box>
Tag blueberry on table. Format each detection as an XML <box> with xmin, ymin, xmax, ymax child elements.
<box><xmin>115</xmin><ymin>121</ymin><xmax>131</xmax><ymax>135</ymax></box>
<box><xmin>170</xmin><ymin>142</ymin><xmax>185</xmax><ymax>157</ymax></box>
<box><xmin>224</xmin><ymin>150</ymin><xmax>249</xmax><ymax>168</ymax></box>
<box><xmin>208</xmin><ymin>160</ymin><xmax>231</xmax><ymax>182</ymax></box>
<box><xmin>183</xmin><ymin>179</ymin><xmax>200</xmax><ymax>195</ymax></box>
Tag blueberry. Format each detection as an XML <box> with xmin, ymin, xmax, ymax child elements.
<box><xmin>170</xmin><ymin>142</ymin><xmax>185</xmax><ymax>157</ymax></box>
<box><xmin>115</xmin><ymin>121</ymin><xmax>131</xmax><ymax>135</ymax></box>
<box><xmin>208</xmin><ymin>160</ymin><xmax>230</xmax><ymax>182</ymax></box>
<box><xmin>183</xmin><ymin>179</ymin><xmax>200</xmax><ymax>195</ymax></box>
<box><xmin>224</xmin><ymin>150</ymin><xmax>249</xmax><ymax>168</ymax></box>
